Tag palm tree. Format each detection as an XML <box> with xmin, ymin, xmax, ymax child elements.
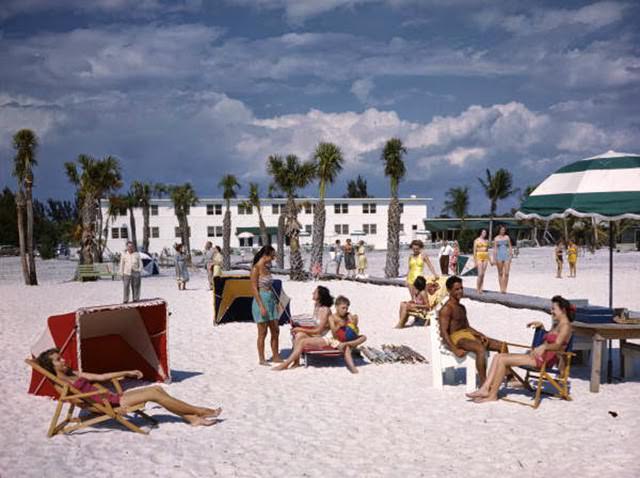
<box><xmin>218</xmin><ymin>175</ymin><xmax>240</xmax><ymax>270</ymax></box>
<box><xmin>65</xmin><ymin>155</ymin><xmax>122</xmax><ymax>265</ymax></box>
<box><xmin>12</xmin><ymin>129</ymin><xmax>39</xmax><ymax>285</ymax></box>
<box><xmin>311</xmin><ymin>142</ymin><xmax>344</xmax><ymax>273</ymax></box>
<box><xmin>442</xmin><ymin>187</ymin><xmax>469</xmax><ymax>220</ymax></box>
<box><xmin>166</xmin><ymin>184</ymin><xmax>198</xmax><ymax>261</ymax></box>
<box><xmin>478</xmin><ymin>168</ymin><xmax>517</xmax><ymax>239</ymax></box>
<box><xmin>246</xmin><ymin>182</ymin><xmax>269</xmax><ymax>247</ymax></box>
<box><xmin>130</xmin><ymin>181</ymin><xmax>156</xmax><ymax>253</ymax></box>
<box><xmin>267</xmin><ymin>154</ymin><xmax>316</xmax><ymax>280</ymax></box>
<box><xmin>382</xmin><ymin>138</ymin><xmax>407</xmax><ymax>278</ymax></box>
<box><xmin>344</xmin><ymin>175</ymin><xmax>369</xmax><ymax>198</ymax></box>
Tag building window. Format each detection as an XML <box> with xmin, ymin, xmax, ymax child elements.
<box><xmin>120</xmin><ymin>227</ymin><xmax>129</xmax><ymax>239</ymax></box>
<box><xmin>238</xmin><ymin>204</ymin><xmax>253</xmax><ymax>215</ymax></box>
<box><xmin>272</xmin><ymin>204</ymin><xmax>285</xmax><ymax>215</ymax></box>
<box><xmin>334</xmin><ymin>224</ymin><xmax>349</xmax><ymax>235</ymax></box>
<box><xmin>215</xmin><ymin>226</ymin><xmax>223</xmax><ymax>237</ymax></box>
<box><xmin>206</xmin><ymin>204</ymin><xmax>214</xmax><ymax>215</ymax></box>
<box><xmin>362</xmin><ymin>203</ymin><xmax>376</xmax><ymax>214</ymax></box>
<box><xmin>207</xmin><ymin>226</ymin><xmax>224</xmax><ymax>238</ymax></box>
<box><xmin>207</xmin><ymin>204</ymin><xmax>222</xmax><ymax>215</ymax></box>
<box><xmin>151</xmin><ymin>227</ymin><xmax>159</xmax><ymax>238</ymax></box>
<box><xmin>399</xmin><ymin>223</ymin><xmax>404</xmax><ymax>232</ymax></box>
<box><xmin>151</xmin><ymin>205</ymin><xmax>158</xmax><ymax>216</ymax></box>
<box><xmin>175</xmin><ymin>227</ymin><xmax>191</xmax><ymax>238</ymax></box>
<box><xmin>111</xmin><ymin>228</ymin><xmax>119</xmax><ymax>239</ymax></box>
<box><xmin>363</xmin><ymin>224</ymin><xmax>377</xmax><ymax>235</ymax></box>
<box><xmin>334</xmin><ymin>203</ymin><xmax>348</xmax><ymax>214</ymax></box>
<box><xmin>305</xmin><ymin>224</ymin><xmax>312</xmax><ymax>234</ymax></box>
<box><xmin>412</xmin><ymin>224</ymin><xmax>418</xmax><ymax>231</ymax></box>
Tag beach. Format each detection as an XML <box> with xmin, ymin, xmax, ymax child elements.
<box><xmin>1</xmin><ymin>247</ymin><xmax>639</xmax><ymax>478</ymax></box>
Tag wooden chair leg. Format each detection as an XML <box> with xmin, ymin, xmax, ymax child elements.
<box><xmin>47</xmin><ymin>396</ymin><xmax>66</xmax><ymax>437</ymax></box>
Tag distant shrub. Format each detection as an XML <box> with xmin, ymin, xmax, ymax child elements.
<box><xmin>458</xmin><ymin>228</ymin><xmax>476</xmax><ymax>254</ymax></box>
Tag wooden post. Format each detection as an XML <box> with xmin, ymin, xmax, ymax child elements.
<box><xmin>591</xmin><ymin>335</ymin><xmax>604</xmax><ymax>393</ymax></box>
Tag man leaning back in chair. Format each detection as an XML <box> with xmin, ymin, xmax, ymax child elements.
<box><xmin>439</xmin><ymin>276</ymin><xmax>508</xmax><ymax>385</ymax></box>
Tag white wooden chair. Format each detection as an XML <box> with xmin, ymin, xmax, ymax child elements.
<box><xmin>428</xmin><ymin>298</ymin><xmax>486</xmax><ymax>393</ymax></box>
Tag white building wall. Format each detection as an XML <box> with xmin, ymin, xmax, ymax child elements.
<box><xmin>101</xmin><ymin>197</ymin><xmax>429</xmax><ymax>254</ymax></box>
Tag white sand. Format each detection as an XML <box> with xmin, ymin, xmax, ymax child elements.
<box><xmin>1</xmin><ymin>248</ymin><xmax>639</xmax><ymax>478</ymax></box>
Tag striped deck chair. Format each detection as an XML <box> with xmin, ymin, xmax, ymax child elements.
<box><xmin>290</xmin><ymin>316</ymin><xmax>344</xmax><ymax>367</ymax></box>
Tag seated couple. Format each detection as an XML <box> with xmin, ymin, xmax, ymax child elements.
<box><xmin>395</xmin><ymin>275</ymin><xmax>445</xmax><ymax>328</ymax></box>
<box><xmin>439</xmin><ymin>276</ymin><xmax>573</xmax><ymax>402</ymax></box>
<box><xmin>37</xmin><ymin>348</ymin><xmax>222</xmax><ymax>427</ymax></box>
<box><xmin>273</xmin><ymin>286</ymin><xmax>367</xmax><ymax>374</ymax></box>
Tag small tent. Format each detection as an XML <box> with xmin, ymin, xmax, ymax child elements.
<box><xmin>139</xmin><ymin>252</ymin><xmax>160</xmax><ymax>276</ymax></box>
<box><xmin>29</xmin><ymin>299</ymin><xmax>170</xmax><ymax>398</ymax></box>
<box><xmin>213</xmin><ymin>275</ymin><xmax>290</xmax><ymax>325</ymax></box>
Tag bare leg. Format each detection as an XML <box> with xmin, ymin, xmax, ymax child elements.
<box><xmin>291</xmin><ymin>331</ymin><xmax>310</xmax><ymax>367</ymax></box>
<box><xmin>502</xmin><ymin>261</ymin><xmax>511</xmax><ymax>293</ymax></box>
<box><xmin>344</xmin><ymin>346</ymin><xmax>358</xmax><ymax>374</ymax></box>
<box><xmin>457</xmin><ymin>339</ymin><xmax>489</xmax><ymax>384</ymax></box>
<box><xmin>475</xmin><ymin>353</ymin><xmax>537</xmax><ymax>402</ymax></box>
<box><xmin>467</xmin><ymin>353</ymin><xmax>504</xmax><ymax>398</ymax></box>
<box><xmin>476</xmin><ymin>261</ymin><xmax>487</xmax><ymax>293</ymax></box>
<box><xmin>556</xmin><ymin>260</ymin><xmax>562</xmax><ymax>278</ymax></box>
<box><xmin>257</xmin><ymin>323</ymin><xmax>269</xmax><ymax>365</ymax></box>
<box><xmin>395</xmin><ymin>302</ymin><xmax>410</xmax><ymax>328</ymax></box>
<box><xmin>273</xmin><ymin>337</ymin><xmax>326</xmax><ymax>371</ymax></box>
<box><xmin>120</xmin><ymin>386</ymin><xmax>222</xmax><ymax>425</ymax></box>
<box><xmin>267</xmin><ymin>320</ymin><xmax>282</xmax><ymax>362</ymax></box>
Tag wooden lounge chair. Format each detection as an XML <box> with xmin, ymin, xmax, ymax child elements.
<box><xmin>500</xmin><ymin>329</ymin><xmax>575</xmax><ymax>409</ymax></box>
<box><xmin>26</xmin><ymin>359</ymin><xmax>157</xmax><ymax>437</ymax></box>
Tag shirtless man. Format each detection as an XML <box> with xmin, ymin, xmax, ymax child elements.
<box><xmin>439</xmin><ymin>276</ymin><xmax>506</xmax><ymax>385</ymax></box>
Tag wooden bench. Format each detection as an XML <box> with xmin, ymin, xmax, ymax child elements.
<box><xmin>77</xmin><ymin>263</ymin><xmax>117</xmax><ymax>281</ymax></box>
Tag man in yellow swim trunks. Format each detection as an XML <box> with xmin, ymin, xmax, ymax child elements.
<box><xmin>439</xmin><ymin>276</ymin><xmax>508</xmax><ymax>385</ymax></box>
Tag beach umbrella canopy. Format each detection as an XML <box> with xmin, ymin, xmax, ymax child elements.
<box><xmin>517</xmin><ymin>151</ymin><xmax>640</xmax><ymax>221</ymax></box>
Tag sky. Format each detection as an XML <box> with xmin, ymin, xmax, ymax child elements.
<box><xmin>0</xmin><ymin>0</ymin><xmax>639</xmax><ymax>215</ymax></box>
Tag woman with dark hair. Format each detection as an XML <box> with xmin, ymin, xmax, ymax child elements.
<box><xmin>473</xmin><ymin>229</ymin><xmax>491</xmax><ymax>293</ymax></box>
<box><xmin>37</xmin><ymin>348</ymin><xmax>222</xmax><ymax>426</ymax></box>
<box><xmin>492</xmin><ymin>225</ymin><xmax>513</xmax><ymax>294</ymax></box>
<box><xmin>395</xmin><ymin>276</ymin><xmax>431</xmax><ymax>328</ymax></box>
<box><xmin>251</xmin><ymin>245</ymin><xmax>282</xmax><ymax>365</ymax></box>
<box><xmin>554</xmin><ymin>240</ymin><xmax>564</xmax><ymax>278</ymax></box>
<box><xmin>467</xmin><ymin>295</ymin><xmax>574</xmax><ymax>402</ymax></box>
<box><xmin>174</xmin><ymin>243</ymin><xmax>189</xmax><ymax>290</ymax></box>
<box><xmin>212</xmin><ymin>245</ymin><xmax>223</xmax><ymax>279</ymax></box>
<box><xmin>285</xmin><ymin>285</ymin><xmax>334</xmax><ymax>368</ymax></box>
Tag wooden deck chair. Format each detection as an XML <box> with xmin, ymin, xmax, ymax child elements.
<box><xmin>499</xmin><ymin>330</ymin><xmax>575</xmax><ymax>409</ymax></box>
<box><xmin>26</xmin><ymin>359</ymin><xmax>157</xmax><ymax>437</ymax></box>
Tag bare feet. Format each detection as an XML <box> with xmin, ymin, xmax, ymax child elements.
<box><xmin>185</xmin><ymin>415</ymin><xmax>219</xmax><ymax>426</ymax></box>
<box><xmin>259</xmin><ymin>360</ymin><xmax>270</xmax><ymax>366</ymax></box>
<box><xmin>271</xmin><ymin>362</ymin><xmax>288</xmax><ymax>371</ymax></box>
<box><xmin>394</xmin><ymin>324</ymin><xmax>404</xmax><ymax>329</ymax></box>
<box><xmin>271</xmin><ymin>357</ymin><xmax>284</xmax><ymax>364</ymax></box>
<box><xmin>465</xmin><ymin>390</ymin><xmax>487</xmax><ymax>399</ymax></box>
<box><xmin>473</xmin><ymin>394</ymin><xmax>498</xmax><ymax>403</ymax></box>
<box><xmin>201</xmin><ymin>407</ymin><xmax>222</xmax><ymax>418</ymax></box>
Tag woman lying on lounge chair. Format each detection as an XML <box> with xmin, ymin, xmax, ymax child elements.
<box><xmin>466</xmin><ymin>295</ymin><xmax>573</xmax><ymax>403</ymax></box>
<box><xmin>37</xmin><ymin>348</ymin><xmax>222</xmax><ymax>426</ymax></box>
<box><xmin>288</xmin><ymin>286</ymin><xmax>334</xmax><ymax>368</ymax></box>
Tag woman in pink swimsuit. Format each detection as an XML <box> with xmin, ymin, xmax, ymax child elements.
<box><xmin>37</xmin><ymin>348</ymin><xmax>223</xmax><ymax>426</ymax></box>
<box><xmin>466</xmin><ymin>295</ymin><xmax>573</xmax><ymax>403</ymax></box>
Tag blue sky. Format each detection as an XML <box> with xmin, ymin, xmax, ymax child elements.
<box><xmin>1</xmin><ymin>0</ymin><xmax>639</xmax><ymax>215</ymax></box>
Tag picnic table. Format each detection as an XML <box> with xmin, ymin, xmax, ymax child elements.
<box><xmin>571</xmin><ymin>321</ymin><xmax>640</xmax><ymax>393</ymax></box>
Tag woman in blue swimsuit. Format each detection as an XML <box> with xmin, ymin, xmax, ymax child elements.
<box><xmin>492</xmin><ymin>225</ymin><xmax>513</xmax><ymax>294</ymax></box>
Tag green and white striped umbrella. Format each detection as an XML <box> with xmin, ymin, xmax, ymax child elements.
<box><xmin>517</xmin><ymin>151</ymin><xmax>640</xmax><ymax>221</ymax></box>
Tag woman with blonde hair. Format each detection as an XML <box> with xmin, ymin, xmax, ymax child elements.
<box><xmin>406</xmin><ymin>239</ymin><xmax>438</xmax><ymax>300</ymax></box>
<box><xmin>356</xmin><ymin>240</ymin><xmax>368</xmax><ymax>277</ymax></box>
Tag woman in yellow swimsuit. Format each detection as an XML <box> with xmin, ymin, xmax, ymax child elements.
<box><xmin>473</xmin><ymin>229</ymin><xmax>491</xmax><ymax>294</ymax></box>
<box><xmin>567</xmin><ymin>240</ymin><xmax>578</xmax><ymax>278</ymax></box>
<box><xmin>407</xmin><ymin>239</ymin><xmax>438</xmax><ymax>300</ymax></box>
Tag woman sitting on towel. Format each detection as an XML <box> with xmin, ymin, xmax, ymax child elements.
<box><xmin>467</xmin><ymin>295</ymin><xmax>574</xmax><ymax>403</ymax></box>
<box><xmin>37</xmin><ymin>348</ymin><xmax>222</xmax><ymax>426</ymax></box>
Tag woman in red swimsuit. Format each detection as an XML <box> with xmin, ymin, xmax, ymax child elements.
<box><xmin>466</xmin><ymin>295</ymin><xmax>573</xmax><ymax>403</ymax></box>
<box><xmin>37</xmin><ymin>348</ymin><xmax>222</xmax><ymax>426</ymax></box>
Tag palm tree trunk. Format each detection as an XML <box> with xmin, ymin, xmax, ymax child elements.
<box><xmin>310</xmin><ymin>200</ymin><xmax>325</xmax><ymax>272</ymax></box>
<box><xmin>25</xmin><ymin>185</ymin><xmax>38</xmax><ymax>285</ymax></box>
<box><xmin>286</xmin><ymin>196</ymin><xmax>305</xmax><ymax>280</ymax></box>
<box><xmin>257</xmin><ymin>209</ymin><xmax>269</xmax><ymax>246</ymax></box>
<box><xmin>15</xmin><ymin>190</ymin><xmax>29</xmax><ymax>284</ymax></box>
<box><xmin>489</xmin><ymin>201</ymin><xmax>496</xmax><ymax>240</ymax></box>
<box><xmin>128</xmin><ymin>207</ymin><xmax>138</xmax><ymax>250</ymax></box>
<box><xmin>142</xmin><ymin>204</ymin><xmax>150</xmax><ymax>252</ymax></box>
<box><xmin>384</xmin><ymin>197</ymin><xmax>400</xmax><ymax>278</ymax></box>
<box><xmin>277</xmin><ymin>213</ymin><xmax>285</xmax><ymax>269</ymax></box>
<box><xmin>183</xmin><ymin>215</ymin><xmax>191</xmax><ymax>264</ymax></box>
<box><xmin>81</xmin><ymin>195</ymin><xmax>95</xmax><ymax>265</ymax></box>
<box><xmin>222</xmin><ymin>207</ymin><xmax>231</xmax><ymax>270</ymax></box>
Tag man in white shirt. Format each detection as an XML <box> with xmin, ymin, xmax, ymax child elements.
<box><xmin>438</xmin><ymin>240</ymin><xmax>453</xmax><ymax>275</ymax></box>
<box><xmin>120</xmin><ymin>241</ymin><xmax>142</xmax><ymax>302</ymax></box>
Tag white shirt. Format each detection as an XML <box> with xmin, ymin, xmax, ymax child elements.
<box><xmin>120</xmin><ymin>251</ymin><xmax>142</xmax><ymax>275</ymax></box>
<box><xmin>439</xmin><ymin>244</ymin><xmax>453</xmax><ymax>257</ymax></box>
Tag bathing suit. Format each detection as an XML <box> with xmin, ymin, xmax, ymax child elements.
<box><xmin>450</xmin><ymin>328</ymin><xmax>477</xmax><ymax>346</ymax></box>
<box><xmin>534</xmin><ymin>332</ymin><xmax>568</xmax><ymax>369</ymax></box>
<box><xmin>407</xmin><ymin>254</ymin><xmax>424</xmax><ymax>285</ymax></box>
<box><xmin>556</xmin><ymin>249</ymin><xmax>563</xmax><ymax>262</ymax></box>
<box><xmin>475</xmin><ymin>240</ymin><xmax>490</xmax><ymax>262</ymax></box>
<box><xmin>252</xmin><ymin>265</ymin><xmax>278</xmax><ymax>323</ymax></box>
<box><xmin>495</xmin><ymin>239</ymin><xmax>510</xmax><ymax>262</ymax></box>
<box><xmin>567</xmin><ymin>246</ymin><xmax>577</xmax><ymax>264</ymax></box>
<box><xmin>72</xmin><ymin>378</ymin><xmax>121</xmax><ymax>406</ymax></box>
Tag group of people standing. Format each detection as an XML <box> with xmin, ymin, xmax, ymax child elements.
<box><xmin>472</xmin><ymin>226</ymin><xmax>514</xmax><ymax>294</ymax></box>
<box><xmin>328</xmin><ymin>239</ymin><xmax>368</xmax><ymax>278</ymax></box>
<box><xmin>555</xmin><ymin>240</ymin><xmax>578</xmax><ymax>278</ymax></box>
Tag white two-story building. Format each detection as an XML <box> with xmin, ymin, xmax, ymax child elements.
<box><xmin>101</xmin><ymin>196</ymin><xmax>430</xmax><ymax>253</ymax></box>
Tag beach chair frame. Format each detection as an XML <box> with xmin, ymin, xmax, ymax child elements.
<box><xmin>26</xmin><ymin>359</ymin><xmax>157</xmax><ymax>437</ymax></box>
<box><xmin>499</xmin><ymin>341</ymin><xmax>574</xmax><ymax>409</ymax></box>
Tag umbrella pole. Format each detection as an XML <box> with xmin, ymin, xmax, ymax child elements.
<box><xmin>608</xmin><ymin>221</ymin><xmax>614</xmax><ymax>383</ymax></box>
